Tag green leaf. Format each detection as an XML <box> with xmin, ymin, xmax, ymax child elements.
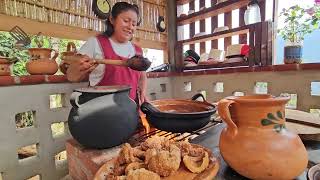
<box><xmin>274</xmin><ymin>124</ymin><xmax>282</xmax><ymax>132</ymax></box>
<box><xmin>261</xmin><ymin>119</ymin><xmax>275</xmax><ymax>126</ymax></box>
<box><xmin>267</xmin><ymin>113</ymin><xmax>278</xmax><ymax>120</ymax></box>
<box><xmin>277</xmin><ymin>111</ymin><xmax>283</xmax><ymax>119</ymax></box>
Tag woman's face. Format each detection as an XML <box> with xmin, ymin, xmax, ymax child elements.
<box><xmin>111</xmin><ymin>10</ymin><xmax>138</xmax><ymax>43</ymax></box>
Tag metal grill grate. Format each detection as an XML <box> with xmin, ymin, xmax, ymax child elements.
<box><xmin>128</xmin><ymin>119</ymin><xmax>222</xmax><ymax>147</ymax></box>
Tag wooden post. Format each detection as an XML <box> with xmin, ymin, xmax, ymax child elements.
<box><xmin>267</xmin><ymin>22</ymin><xmax>273</xmax><ymax>65</ymax></box>
<box><xmin>189</xmin><ymin>1</ymin><xmax>195</xmax><ymax>51</ymax></box>
<box><xmin>200</xmin><ymin>0</ymin><xmax>206</xmax><ymax>54</ymax></box>
<box><xmin>272</xmin><ymin>0</ymin><xmax>279</xmax><ymax>64</ymax></box>
<box><xmin>211</xmin><ymin>0</ymin><xmax>218</xmax><ymax>49</ymax></box>
<box><xmin>255</xmin><ymin>22</ymin><xmax>262</xmax><ymax>66</ymax></box>
<box><xmin>167</xmin><ymin>0</ymin><xmax>182</xmax><ymax>72</ymax></box>
<box><xmin>261</xmin><ymin>22</ymin><xmax>268</xmax><ymax>66</ymax></box>
<box><xmin>224</xmin><ymin>11</ymin><xmax>232</xmax><ymax>50</ymax></box>
<box><xmin>239</xmin><ymin>6</ymin><xmax>247</xmax><ymax>44</ymax></box>
<box><xmin>249</xmin><ymin>26</ymin><xmax>255</xmax><ymax>67</ymax></box>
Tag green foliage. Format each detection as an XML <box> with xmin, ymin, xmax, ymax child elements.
<box><xmin>0</xmin><ymin>32</ymin><xmax>29</xmax><ymax>75</ymax></box>
<box><xmin>278</xmin><ymin>4</ymin><xmax>320</xmax><ymax>43</ymax></box>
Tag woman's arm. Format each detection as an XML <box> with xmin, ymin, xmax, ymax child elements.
<box><xmin>65</xmin><ymin>37</ymin><xmax>98</xmax><ymax>82</ymax></box>
<box><xmin>138</xmin><ymin>71</ymin><xmax>148</xmax><ymax>103</ymax></box>
<box><xmin>66</xmin><ymin>56</ymin><xmax>97</xmax><ymax>82</ymax></box>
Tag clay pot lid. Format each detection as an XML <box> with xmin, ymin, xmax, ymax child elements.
<box><xmin>74</xmin><ymin>85</ymin><xmax>131</xmax><ymax>94</ymax></box>
<box><xmin>308</xmin><ymin>164</ymin><xmax>320</xmax><ymax>180</ymax></box>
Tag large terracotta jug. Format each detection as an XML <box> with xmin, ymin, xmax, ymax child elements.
<box><xmin>218</xmin><ymin>95</ymin><xmax>308</xmax><ymax>180</ymax></box>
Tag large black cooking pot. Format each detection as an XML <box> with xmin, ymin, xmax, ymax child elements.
<box><xmin>141</xmin><ymin>94</ymin><xmax>216</xmax><ymax>133</ymax></box>
<box><xmin>68</xmin><ymin>86</ymin><xmax>139</xmax><ymax>149</ymax></box>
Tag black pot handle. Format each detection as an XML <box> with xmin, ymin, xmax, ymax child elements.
<box><xmin>140</xmin><ymin>102</ymin><xmax>160</xmax><ymax>115</ymax></box>
<box><xmin>70</xmin><ymin>91</ymin><xmax>82</xmax><ymax>108</ymax></box>
<box><xmin>191</xmin><ymin>93</ymin><xmax>206</xmax><ymax>101</ymax></box>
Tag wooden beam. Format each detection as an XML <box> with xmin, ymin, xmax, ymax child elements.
<box><xmin>0</xmin><ymin>14</ymin><xmax>167</xmax><ymax>50</ymax></box>
<box><xmin>177</xmin><ymin>0</ymin><xmax>249</xmax><ymax>26</ymax></box>
<box><xmin>176</xmin><ymin>0</ymin><xmax>195</xmax><ymax>6</ymax></box>
<box><xmin>180</xmin><ymin>25</ymin><xmax>251</xmax><ymax>45</ymax></box>
<box><xmin>0</xmin><ymin>14</ymin><xmax>97</xmax><ymax>41</ymax></box>
<box><xmin>132</xmin><ymin>38</ymin><xmax>167</xmax><ymax>50</ymax></box>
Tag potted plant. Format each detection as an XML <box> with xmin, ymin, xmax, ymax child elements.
<box><xmin>278</xmin><ymin>3</ymin><xmax>320</xmax><ymax>64</ymax></box>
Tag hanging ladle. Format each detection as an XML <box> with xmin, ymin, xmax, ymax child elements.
<box><xmin>62</xmin><ymin>54</ymin><xmax>152</xmax><ymax>71</ymax></box>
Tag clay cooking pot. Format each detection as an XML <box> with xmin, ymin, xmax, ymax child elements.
<box><xmin>68</xmin><ymin>86</ymin><xmax>139</xmax><ymax>149</ymax></box>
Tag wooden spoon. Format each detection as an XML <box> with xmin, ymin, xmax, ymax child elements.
<box><xmin>62</xmin><ymin>54</ymin><xmax>151</xmax><ymax>71</ymax></box>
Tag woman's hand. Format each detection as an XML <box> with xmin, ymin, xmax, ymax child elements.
<box><xmin>65</xmin><ymin>55</ymin><xmax>98</xmax><ymax>82</ymax></box>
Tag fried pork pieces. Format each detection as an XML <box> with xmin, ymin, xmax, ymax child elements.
<box><xmin>108</xmin><ymin>137</ymin><xmax>212</xmax><ymax>179</ymax></box>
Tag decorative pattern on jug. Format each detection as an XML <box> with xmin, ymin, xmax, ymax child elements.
<box><xmin>260</xmin><ymin>111</ymin><xmax>286</xmax><ymax>133</ymax></box>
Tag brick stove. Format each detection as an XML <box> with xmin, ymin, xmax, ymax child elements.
<box><xmin>66</xmin><ymin>119</ymin><xmax>221</xmax><ymax>180</ymax></box>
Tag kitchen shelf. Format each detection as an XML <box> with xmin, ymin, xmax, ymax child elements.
<box><xmin>184</xmin><ymin>61</ymin><xmax>249</xmax><ymax>71</ymax></box>
<box><xmin>180</xmin><ymin>24</ymin><xmax>252</xmax><ymax>45</ymax></box>
<box><xmin>177</xmin><ymin>0</ymin><xmax>249</xmax><ymax>26</ymax></box>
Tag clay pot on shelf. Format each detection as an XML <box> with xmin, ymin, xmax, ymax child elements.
<box><xmin>60</xmin><ymin>42</ymin><xmax>77</xmax><ymax>74</ymax></box>
<box><xmin>0</xmin><ymin>56</ymin><xmax>14</xmax><ymax>76</ymax></box>
<box><xmin>218</xmin><ymin>94</ymin><xmax>308</xmax><ymax>180</ymax></box>
<box><xmin>26</xmin><ymin>48</ymin><xmax>59</xmax><ymax>75</ymax></box>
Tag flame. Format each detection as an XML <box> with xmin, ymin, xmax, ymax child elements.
<box><xmin>139</xmin><ymin>112</ymin><xmax>150</xmax><ymax>134</ymax></box>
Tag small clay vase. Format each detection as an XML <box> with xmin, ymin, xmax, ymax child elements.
<box><xmin>218</xmin><ymin>94</ymin><xmax>308</xmax><ymax>180</ymax></box>
<box><xmin>0</xmin><ymin>57</ymin><xmax>13</xmax><ymax>76</ymax></box>
<box><xmin>26</xmin><ymin>48</ymin><xmax>59</xmax><ymax>75</ymax></box>
<box><xmin>60</xmin><ymin>42</ymin><xmax>77</xmax><ymax>74</ymax></box>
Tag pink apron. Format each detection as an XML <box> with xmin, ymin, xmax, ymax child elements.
<box><xmin>96</xmin><ymin>35</ymin><xmax>142</xmax><ymax>100</ymax></box>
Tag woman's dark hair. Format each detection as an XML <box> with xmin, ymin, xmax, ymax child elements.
<box><xmin>104</xmin><ymin>2</ymin><xmax>140</xmax><ymax>37</ymax></box>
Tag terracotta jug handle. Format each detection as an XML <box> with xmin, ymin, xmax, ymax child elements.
<box><xmin>218</xmin><ymin>99</ymin><xmax>238</xmax><ymax>138</ymax></box>
<box><xmin>51</xmin><ymin>49</ymin><xmax>59</xmax><ymax>60</ymax></box>
<box><xmin>70</xmin><ymin>92</ymin><xmax>82</xmax><ymax>108</ymax></box>
<box><xmin>67</xmin><ymin>42</ymin><xmax>77</xmax><ymax>52</ymax></box>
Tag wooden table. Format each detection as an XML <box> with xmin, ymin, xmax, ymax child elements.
<box><xmin>190</xmin><ymin>123</ymin><xmax>320</xmax><ymax>180</ymax></box>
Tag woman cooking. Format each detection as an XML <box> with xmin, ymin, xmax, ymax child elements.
<box><xmin>64</xmin><ymin>2</ymin><xmax>148</xmax><ymax>104</ymax></box>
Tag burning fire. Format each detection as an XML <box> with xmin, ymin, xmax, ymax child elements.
<box><xmin>139</xmin><ymin>112</ymin><xmax>150</xmax><ymax>134</ymax></box>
